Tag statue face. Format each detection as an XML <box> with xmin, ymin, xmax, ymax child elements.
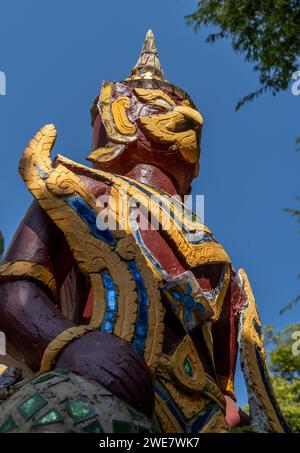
<box><xmin>89</xmin><ymin>81</ymin><xmax>203</xmax><ymax>178</ymax></box>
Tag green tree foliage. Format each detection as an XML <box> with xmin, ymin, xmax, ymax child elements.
<box><xmin>281</xmin><ymin>137</ymin><xmax>300</xmax><ymax>312</ymax></box>
<box><xmin>185</xmin><ymin>1</ymin><xmax>300</xmax><ymax>307</ymax></box>
<box><xmin>185</xmin><ymin>0</ymin><xmax>300</xmax><ymax>109</ymax></box>
<box><xmin>265</xmin><ymin>323</ymin><xmax>300</xmax><ymax>432</ymax></box>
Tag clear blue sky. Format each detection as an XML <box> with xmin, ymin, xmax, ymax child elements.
<box><xmin>0</xmin><ymin>0</ymin><xmax>299</xmax><ymax>406</ymax></box>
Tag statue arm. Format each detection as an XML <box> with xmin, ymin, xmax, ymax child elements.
<box><xmin>0</xmin><ymin>124</ymin><xmax>155</xmax><ymax>417</ymax></box>
<box><xmin>212</xmin><ymin>273</ymin><xmax>245</xmax><ymax>401</ymax></box>
<box><xmin>0</xmin><ymin>200</ymin><xmax>74</xmax><ymax>371</ymax></box>
<box><xmin>0</xmin><ymin>198</ymin><xmax>154</xmax><ymax>415</ymax></box>
<box><xmin>237</xmin><ymin>269</ymin><xmax>290</xmax><ymax>432</ymax></box>
<box><xmin>214</xmin><ymin>268</ymin><xmax>290</xmax><ymax>432</ymax></box>
<box><xmin>212</xmin><ymin>272</ymin><xmax>250</xmax><ymax>428</ymax></box>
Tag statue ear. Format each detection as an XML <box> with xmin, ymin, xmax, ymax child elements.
<box><xmin>97</xmin><ymin>82</ymin><xmax>137</xmax><ymax>145</ymax></box>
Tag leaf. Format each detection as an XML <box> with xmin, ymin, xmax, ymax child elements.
<box><xmin>185</xmin><ymin>0</ymin><xmax>300</xmax><ymax>108</ymax></box>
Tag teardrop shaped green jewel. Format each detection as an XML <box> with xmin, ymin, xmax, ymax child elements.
<box><xmin>183</xmin><ymin>357</ymin><xmax>193</xmax><ymax>377</ymax></box>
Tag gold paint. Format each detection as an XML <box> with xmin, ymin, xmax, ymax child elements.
<box><xmin>156</xmin><ymin>335</ymin><xmax>226</xmax><ymax>424</ymax></box>
<box><xmin>201</xmin><ymin>322</ymin><xmax>216</xmax><ymax>371</ymax></box>
<box><xmin>0</xmin><ymin>261</ymin><xmax>57</xmax><ymax>298</ymax></box>
<box><xmin>20</xmin><ymin>125</ymin><xmax>228</xmax><ymax>381</ymax></box>
<box><xmin>40</xmin><ymin>325</ymin><xmax>94</xmax><ymax>373</ymax></box>
<box><xmin>138</xmin><ymin>110</ymin><xmax>199</xmax><ymax>164</ymax></box>
<box><xmin>158</xmin><ymin>335</ymin><xmax>206</xmax><ymax>392</ymax></box>
<box><xmin>100</xmin><ymin>82</ymin><xmax>112</xmax><ymax>105</ymax></box>
<box><xmin>111</xmin><ymin>97</ymin><xmax>136</xmax><ymax>136</ymax></box>
<box><xmin>52</xmin><ymin>156</ymin><xmax>231</xmax><ymax>270</ymax></box>
<box><xmin>87</xmin><ymin>145</ymin><xmax>125</xmax><ymax>164</ymax></box>
<box><xmin>127</xmin><ymin>30</ymin><xmax>164</xmax><ymax>81</ymax></box>
<box><xmin>204</xmin><ymin>378</ymin><xmax>228</xmax><ymax>410</ymax></box>
<box><xmin>159</xmin><ymin>377</ymin><xmax>207</xmax><ymax>421</ymax></box>
<box><xmin>17</xmin><ymin>124</ymin><xmax>236</xmax><ymax>432</ymax></box>
<box><xmin>0</xmin><ymin>364</ymin><xmax>8</xmax><ymax>375</ymax></box>
<box><xmin>90</xmin><ymin>82</ymin><xmax>203</xmax><ymax>171</ymax></box>
<box><xmin>134</xmin><ymin>88</ymin><xmax>175</xmax><ymax>109</ymax></box>
<box><xmin>111</xmin><ymin>172</ymin><xmax>231</xmax><ymax>270</ymax></box>
<box><xmin>155</xmin><ymin>384</ymin><xmax>227</xmax><ymax>432</ymax></box>
<box><xmin>209</xmin><ymin>264</ymin><xmax>231</xmax><ymax>323</ymax></box>
<box><xmin>98</xmin><ymin>82</ymin><xmax>137</xmax><ymax>144</ymax></box>
<box><xmin>131</xmin><ymin>93</ymin><xmax>203</xmax><ymax>166</ymax></box>
<box><xmin>200</xmin><ymin>410</ymin><xmax>229</xmax><ymax>433</ymax></box>
<box><xmin>19</xmin><ymin>124</ymin><xmax>164</xmax><ymax>374</ymax></box>
<box><xmin>238</xmin><ymin>268</ymin><xmax>288</xmax><ymax>432</ymax></box>
<box><xmin>154</xmin><ymin>395</ymin><xmax>181</xmax><ymax>433</ymax></box>
<box><xmin>218</xmin><ymin>375</ymin><xmax>236</xmax><ymax>401</ymax></box>
<box><xmin>182</xmin><ymin>99</ymin><xmax>192</xmax><ymax>108</ymax></box>
<box><xmin>174</xmin><ymin>105</ymin><xmax>203</xmax><ymax>127</ymax></box>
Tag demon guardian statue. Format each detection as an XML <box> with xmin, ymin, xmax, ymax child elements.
<box><xmin>0</xmin><ymin>31</ymin><xmax>289</xmax><ymax>433</ymax></box>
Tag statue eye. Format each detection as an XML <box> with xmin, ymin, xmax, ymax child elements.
<box><xmin>134</xmin><ymin>88</ymin><xmax>175</xmax><ymax>111</ymax></box>
<box><xmin>152</xmin><ymin>97</ymin><xmax>173</xmax><ymax>111</ymax></box>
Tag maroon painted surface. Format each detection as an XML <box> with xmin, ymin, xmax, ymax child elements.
<box><xmin>0</xmin><ymin>280</ymin><xmax>73</xmax><ymax>371</ymax></box>
<box><xmin>0</xmin><ymin>78</ymin><xmax>248</xmax><ymax>424</ymax></box>
<box><xmin>90</xmin><ymin>80</ymin><xmax>199</xmax><ymax>196</ymax></box>
<box><xmin>56</xmin><ymin>331</ymin><xmax>154</xmax><ymax>416</ymax></box>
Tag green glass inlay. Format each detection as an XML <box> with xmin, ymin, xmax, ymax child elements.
<box><xmin>113</xmin><ymin>419</ymin><xmax>133</xmax><ymax>433</ymax></box>
<box><xmin>128</xmin><ymin>405</ymin><xmax>143</xmax><ymax>421</ymax></box>
<box><xmin>66</xmin><ymin>397</ymin><xmax>96</xmax><ymax>424</ymax></box>
<box><xmin>183</xmin><ymin>356</ymin><xmax>193</xmax><ymax>377</ymax></box>
<box><xmin>32</xmin><ymin>409</ymin><xmax>63</xmax><ymax>427</ymax></box>
<box><xmin>54</xmin><ymin>368</ymin><xmax>69</xmax><ymax>375</ymax></box>
<box><xmin>83</xmin><ymin>420</ymin><xmax>104</xmax><ymax>433</ymax></box>
<box><xmin>32</xmin><ymin>372</ymin><xmax>57</xmax><ymax>385</ymax></box>
<box><xmin>18</xmin><ymin>393</ymin><xmax>48</xmax><ymax>420</ymax></box>
<box><xmin>0</xmin><ymin>416</ymin><xmax>17</xmax><ymax>433</ymax></box>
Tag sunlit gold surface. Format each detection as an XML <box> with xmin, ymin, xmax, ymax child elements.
<box><xmin>19</xmin><ymin>124</ymin><xmax>164</xmax><ymax>374</ymax></box>
<box><xmin>0</xmin><ymin>261</ymin><xmax>57</xmax><ymax>298</ymax></box>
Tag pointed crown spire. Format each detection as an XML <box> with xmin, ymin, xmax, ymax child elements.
<box><xmin>127</xmin><ymin>29</ymin><xmax>164</xmax><ymax>81</ymax></box>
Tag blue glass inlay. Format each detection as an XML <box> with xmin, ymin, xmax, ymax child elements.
<box><xmin>127</xmin><ymin>261</ymin><xmax>137</xmax><ymax>272</ymax></box>
<box><xmin>155</xmin><ymin>382</ymin><xmax>185</xmax><ymax>431</ymax></box>
<box><xmin>102</xmin><ymin>321</ymin><xmax>113</xmax><ymax>333</ymax></box>
<box><xmin>127</xmin><ymin>261</ymin><xmax>149</xmax><ymax>356</ymax></box>
<box><xmin>139</xmin><ymin>304</ymin><xmax>148</xmax><ymax>324</ymax></box>
<box><xmin>134</xmin><ymin>230</ymin><xmax>167</xmax><ymax>277</ymax></box>
<box><xmin>253</xmin><ymin>319</ymin><xmax>262</xmax><ymax>339</ymax></box>
<box><xmin>184</xmin><ymin>310</ymin><xmax>192</xmax><ymax>322</ymax></box>
<box><xmin>132</xmin><ymin>337</ymin><xmax>145</xmax><ymax>355</ymax></box>
<box><xmin>137</xmin><ymin>290</ymin><xmax>148</xmax><ymax>305</ymax></box>
<box><xmin>186</xmin><ymin>281</ymin><xmax>193</xmax><ymax>294</ymax></box>
<box><xmin>102</xmin><ymin>272</ymin><xmax>114</xmax><ymax>289</ymax></box>
<box><xmin>100</xmin><ymin>271</ymin><xmax>118</xmax><ymax>334</ymax></box>
<box><xmin>171</xmin><ymin>290</ymin><xmax>182</xmax><ymax>301</ymax></box>
<box><xmin>196</xmin><ymin>303</ymin><xmax>205</xmax><ymax>313</ymax></box>
<box><xmin>136</xmin><ymin>324</ymin><xmax>147</xmax><ymax>337</ymax></box>
<box><xmin>133</xmin><ymin>271</ymin><xmax>144</xmax><ymax>287</ymax></box>
<box><xmin>155</xmin><ymin>381</ymin><xmax>222</xmax><ymax>433</ymax></box>
<box><xmin>107</xmin><ymin>290</ymin><xmax>117</xmax><ymax>310</ymax></box>
<box><xmin>182</xmin><ymin>294</ymin><xmax>195</xmax><ymax>309</ymax></box>
<box><xmin>65</xmin><ymin>196</ymin><xmax>116</xmax><ymax>247</ymax></box>
<box><xmin>103</xmin><ymin>312</ymin><xmax>116</xmax><ymax>322</ymax></box>
<box><xmin>191</xmin><ymin>403</ymin><xmax>220</xmax><ymax>433</ymax></box>
<box><xmin>102</xmin><ymin>272</ymin><xmax>116</xmax><ymax>289</ymax></box>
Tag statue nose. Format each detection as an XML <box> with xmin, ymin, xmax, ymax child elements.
<box><xmin>174</xmin><ymin>105</ymin><xmax>203</xmax><ymax>127</ymax></box>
